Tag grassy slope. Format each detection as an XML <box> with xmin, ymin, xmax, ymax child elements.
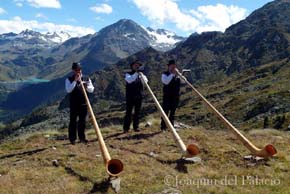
<box><xmin>0</xmin><ymin>118</ymin><xmax>289</xmax><ymax>194</ymax></box>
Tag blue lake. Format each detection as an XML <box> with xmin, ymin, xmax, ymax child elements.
<box><xmin>0</xmin><ymin>77</ymin><xmax>50</xmax><ymax>90</ymax></box>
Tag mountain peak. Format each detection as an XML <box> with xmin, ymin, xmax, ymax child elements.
<box><xmin>19</xmin><ymin>29</ymin><xmax>41</xmax><ymax>35</ymax></box>
<box><xmin>226</xmin><ymin>0</ymin><xmax>290</xmax><ymax>34</ymax></box>
<box><xmin>113</xmin><ymin>19</ymin><xmax>141</xmax><ymax>30</ymax></box>
<box><xmin>115</xmin><ymin>19</ymin><xmax>138</xmax><ymax>25</ymax></box>
<box><xmin>101</xmin><ymin>19</ymin><xmax>185</xmax><ymax>51</ymax></box>
<box><xmin>44</xmin><ymin>31</ymin><xmax>71</xmax><ymax>43</ymax></box>
<box><xmin>98</xmin><ymin>18</ymin><xmax>147</xmax><ymax>40</ymax></box>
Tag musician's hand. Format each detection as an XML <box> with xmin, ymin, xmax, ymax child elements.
<box><xmin>75</xmin><ymin>73</ymin><xmax>81</xmax><ymax>81</ymax></box>
<box><xmin>170</xmin><ymin>68</ymin><xmax>176</xmax><ymax>75</ymax></box>
<box><xmin>137</xmin><ymin>66</ymin><xmax>144</xmax><ymax>72</ymax></box>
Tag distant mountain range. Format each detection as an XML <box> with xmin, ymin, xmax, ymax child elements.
<box><xmin>0</xmin><ymin>30</ymin><xmax>71</xmax><ymax>46</ymax></box>
<box><xmin>0</xmin><ymin>20</ymin><xmax>184</xmax><ymax>81</ymax></box>
<box><xmin>0</xmin><ymin>22</ymin><xmax>183</xmax><ymax>53</ymax></box>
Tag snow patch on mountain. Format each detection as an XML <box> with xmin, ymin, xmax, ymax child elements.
<box><xmin>146</xmin><ymin>27</ymin><xmax>180</xmax><ymax>44</ymax></box>
<box><xmin>142</xmin><ymin>26</ymin><xmax>185</xmax><ymax>51</ymax></box>
<box><xmin>45</xmin><ymin>31</ymin><xmax>71</xmax><ymax>43</ymax></box>
<box><xmin>1</xmin><ymin>29</ymin><xmax>71</xmax><ymax>44</ymax></box>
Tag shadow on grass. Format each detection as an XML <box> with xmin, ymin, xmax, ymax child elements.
<box><xmin>115</xmin><ymin>131</ymin><xmax>162</xmax><ymax>141</ymax></box>
<box><xmin>104</xmin><ymin>132</ymin><xmax>124</xmax><ymax>141</ymax></box>
<box><xmin>111</xmin><ymin>145</ymin><xmax>189</xmax><ymax>173</ymax></box>
<box><xmin>155</xmin><ymin>157</ymin><xmax>189</xmax><ymax>173</ymax></box>
<box><xmin>89</xmin><ymin>178</ymin><xmax>111</xmax><ymax>194</ymax></box>
<box><xmin>63</xmin><ymin>165</ymin><xmax>111</xmax><ymax>194</ymax></box>
<box><xmin>0</xmin><ymin>148</ymin><xmax>47</xmax><ymax>160</ymax></box>
<box><xmin>64</xmin><ymin>166</ymin><xmax>92</xmax><ymax>182</ymax></box>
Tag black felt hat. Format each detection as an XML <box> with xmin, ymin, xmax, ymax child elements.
<box><xmin>167</xmin><ymin>59</ymin><xmax>176</xmax><ymax>66</ymax></box>
<box><xmin>72</xmin><ymin>62</ymin><xmax>82</xmax><ymax>70</ymax></box>
<box><xmin>130</xmin><ymin>60</ymin><xmax>143</xmax><ymax>68</ymax></box>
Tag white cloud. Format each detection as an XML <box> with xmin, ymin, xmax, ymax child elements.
<box><xmin>131</xmin><ymin>0</ymin><xmax>248</xmax><ymax>33</ymax></box>
<box><xmin>16</xmin><ymin>3</ymin><xmax>23</xmax><ymax>7</ymax></box>
<box><xmin>0</xmin><ymin>7</ymin><xmax>7</xmax><ymax>15</ymax></box>
<box><xmin>190</xmin><ymin>4</ymin><xmax>248</xmax><ymax>32</ymax></box>
<box><xmin>90</xmin><ymin>3</ymin><xmax>113</xmax><ymax>14</ymax></box>
<box><xmin>132</xmin><ymin>0</ymin><xmax>199</xmax><ymax>31</ymax></box>
<box><xmin>27</xmin><ymin>0</ymin><xmax>61</xmax><ymax>9</ymax></box>
<box><xmin>67</xmin><ymin>18</ymin><xmax>77</xmax><ymax>23</ymax></box>
<box><xmin>13</xmin><ymin>0</ymin><xmax>24</xmax><ymax>7</ymax></box>
<box><xmin>0</xmin><ymin>17</ymin><xmax>95</xmax><ymax>37</ymax></box>
<box><xmin>94</xmin><ymin>16</ymin><xmax>104</xmax><ymax>21</ymax></box>
<box><xmin>35</xmin><ymin>13</ymin><xmax>48</xmax><ymax>20</ymax></box>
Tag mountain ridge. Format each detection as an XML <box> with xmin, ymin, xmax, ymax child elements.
<box><xmin>0</xmin><ymin>19</ymin><xmax>185</xmax><ymax>82</ymax></box>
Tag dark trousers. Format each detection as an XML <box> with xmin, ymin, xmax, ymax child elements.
<box><xmin>161</xmin><ymin>97</ymin><xmax>179</xmax><ymax>130</ymax></box>
<box><xmin>69</xmin><ymin>104</ymin><xmax>87</xmax><ymax>142</ymax></box>
<box><xmin>123</xmin><ymin>97</ymin><xmax>142</xmax><ymax>131</ymax></box>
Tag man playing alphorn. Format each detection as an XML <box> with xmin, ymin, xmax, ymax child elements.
<box><xmin>123</xmin><ymin>60</ymin><xmax>148</xmax><ymax>133</ymax></box>
<box><xmin>160</xmin><ymin>60</ymin><xmax>181</xmax><ymax>131</ymax></box>
<box><xmin>65</xmin><ymin>62</ymin><xmax>94</xmax><ymax>144</ymax></box>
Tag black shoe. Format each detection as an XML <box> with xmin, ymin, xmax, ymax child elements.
<box><xmin>70</xmin><ymin>140</ymin><xmax>76</xmax><ymax>145</ymax></box>
<box><xmin>161</xmin><ymin>127</ymin><xmax>167</xmax><ymax>132</ymax></box>
<box><xmin>80</xmin><ymin>139</ymin><xmax>88</xmax><ymax>144</ymax></box>
<box><xmin>123</xmin><ymin>129</ymin><xmax>129</xmax><ymax>134</ymax></box>
<box><xmin>134</xmin><ymin>128</ymin><xmax>141</xmax><ymax>132</ymax></box>
<box><xmin>161</xmin><ymin>127</ymin><xmax>167</xmax><ymax>130</ymax></box>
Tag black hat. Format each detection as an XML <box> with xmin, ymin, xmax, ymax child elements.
<box><xmin>130</xmin><ymin>60</ymin><xmax>143</xmax><ymax>67</ymax></box>
<box><xmin>167</xmin><ymin>60</ymin><xmax>176</xmax><ymax>66</ymax></box>
<box><xmin>72</xmin><ymin>62</ymin><xmax>81</xmax><ymax>70</ymax></box>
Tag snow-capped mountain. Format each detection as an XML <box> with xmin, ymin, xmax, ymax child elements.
<box><xmin>100</xmin><ymin>19</ymin><xmax>185</xmax><ymax>52</ymax></box>
<box><xmin>0</xmin><ymin>30</ymin><xmax>72</xmax><ymax>49</ymax></box>
<box><xmin>145</xmin><ymin>27</ymin><xmax>185</xmax><ymax>51</ymax></box>
<box><xmin>44</xmin><ymin>31</ymin><xmax>71</xmax><ymax>43</ymax></box>
<box><xmin>0</xmin><ymin>19</ymin><xmax>186</xmax><ymax>82</ymax></box>
<box><xmin>16</xmin><ymin>30</ymin><xmax>71</xmax><ymax>43</ymax></box>
<box><xmin>0</xmin><ymin>21</ymin><xmax>184</xmax><ymax>52</ymax></box>
<box><xmin>79</xmin><ymin>19</ymin><xmax>186</xmax><ymax>69</ymax></box>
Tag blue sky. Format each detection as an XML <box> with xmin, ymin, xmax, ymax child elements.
<box><xmin>0</xmin><ymin>0</ymin><xmax>273</xmax><ymax>37</ymax></box>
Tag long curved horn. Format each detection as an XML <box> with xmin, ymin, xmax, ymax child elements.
<box><xmin>176</xmin><ymin>69</ymin><xmax>277</xmax><ymax>158</ymax></box>
<box><xmin>80</xmin><ymin>81</ymin><xmax>123</xmax><ymax>176</ymax></box>
<box><xmin>139</xmin><ymin>73</ymin><xmax>199</xmax><ymax>157</ymax></box>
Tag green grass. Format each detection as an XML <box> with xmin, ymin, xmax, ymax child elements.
<box><xmin>0</xmin><ymin>119</ymin><xmax>289</xmax><ymax>194</ymax></box>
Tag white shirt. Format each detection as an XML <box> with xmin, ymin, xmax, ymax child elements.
<box><xmin>161</xmin><ymin>73</ymin><xmax>175</xmax><ymax>85</ymax></box>
<box><xmin>125</xmin><ymin>72</ymin><xmax>148</xmax><ymax>84</ymax></box>
<box><xmin>84</xmin><ymin>79</ymin><xmax>94</xmax><ymax>93</ymax></box>
<box><xmin>65</xmin><ymin>77</ymin><xmax>94</xmax><ymax>93</ymax></box>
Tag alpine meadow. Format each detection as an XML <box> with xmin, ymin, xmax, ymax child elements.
<box><xmin>0</xmin><ymin>0</ymin><xmax>289</xmax><ymax>194</ymax></box>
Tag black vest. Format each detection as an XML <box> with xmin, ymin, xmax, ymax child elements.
<box><xmin>68</xmin><ymin>75</ymin><xmax>88</xmax><ymax>107</ymax></box>
<box><xmin>163</xmin><ymin>71</ymin><xmax>180</xmax><ymax>98</ymax></box>
<box><xmin>125</xmin><ymin>71</ymin><xmax>143</xmax><ymax>99</ymax></box>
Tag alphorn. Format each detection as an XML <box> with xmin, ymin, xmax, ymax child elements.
<box><xmin>138</xmin><ymin>72</ymin><xmax>199</xmax><ymax>157</ymax></box>
<box><xmin>80</xmin><ymin>80</ymin><xmax>123</xmax><ymax>176</ymax></box>
<box><xmin>175</xmin><ymin>69</ymin><xmax>277</xmax><ymax>158</ymax></box>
